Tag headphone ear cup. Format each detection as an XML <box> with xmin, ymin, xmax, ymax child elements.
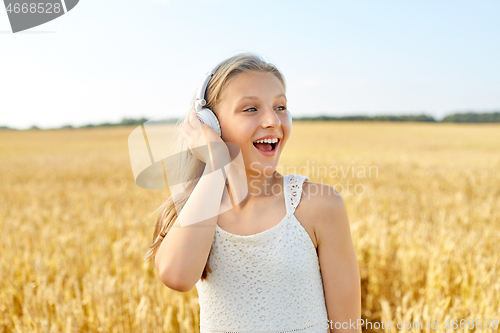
<box><xmin>196</xmin><ymin>108</ymin><xmax>222</xmax><ymax>137</ymax></box>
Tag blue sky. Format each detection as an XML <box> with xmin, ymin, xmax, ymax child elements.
<box><xmin>1</xmin><ymin>0</ymin><xmax>499</xmax><ymax>129</ymax></box>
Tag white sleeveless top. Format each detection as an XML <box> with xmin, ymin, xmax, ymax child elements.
<box><xmin>195</xmin><ymin>174</ymin><xmax>329</xmax><ymax>333</ymax></box>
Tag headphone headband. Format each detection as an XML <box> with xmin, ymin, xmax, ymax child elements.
<box><xmin>194</xmin><ymin>60</ymin><xmax>226</xmax><ymax>112</ymax></box>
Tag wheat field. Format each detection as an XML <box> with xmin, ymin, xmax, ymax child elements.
<box><xmin>1</xmin><ymin>122</ymin><xmax>499</xmax><ymax>333</ymax></box>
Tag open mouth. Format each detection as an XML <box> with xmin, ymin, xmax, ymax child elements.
<box><xmin>252</xmin><ymin>138</ymin><xmax>280</xmax><ymax>153</ymax></box>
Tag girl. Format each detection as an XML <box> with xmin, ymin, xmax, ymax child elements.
<box><xmin>145</xmin><ymin>53</ymin><xmax>361</xmax><ymax>332</ymax></box>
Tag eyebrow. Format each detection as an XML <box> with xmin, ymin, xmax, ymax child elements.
<box><xmin>238</xmin><ymin>93</ymin><xmax>287</xmax><ymax>102</ymax></box>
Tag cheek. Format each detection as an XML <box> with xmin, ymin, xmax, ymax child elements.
<box><xmin>220</xmin><ymin>125</ymin><xmax>250</xmax><ymax>148</ymax></box>
<box><xmin>219</xmin><ymin>119</ymin><xmax>233</xmax><ymax>142</ymax></box>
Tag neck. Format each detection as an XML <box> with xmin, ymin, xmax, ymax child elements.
<box><xmin>226</xmin><ymin>170</ymin><xmax>284</xmax><ymax>210</ymax></box>
<box><xmin>245</xmin><ymin>169</ymin><xmax>283</xmax><ymax>200</ymax></box>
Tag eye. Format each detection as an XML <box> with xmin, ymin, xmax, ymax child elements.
<box><xmin>243</xmin><ymin>106</ymin><xmax>287</xmax><ymax>112</ymax></box>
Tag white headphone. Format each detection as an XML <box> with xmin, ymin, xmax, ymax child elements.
<box><xmin>193</xmin><ymin>60</ymin><xmax>225</xmax><ymax>137</ymax></box>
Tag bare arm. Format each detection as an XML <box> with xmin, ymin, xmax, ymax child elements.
<box><xmin>155</xmin><ymin>151</ymin><xmax>231</xmax><ymax>292</ymax></box>
<box><xmin>315</xmin><ymin>186</ymin><xmax>361</xmax><ymax>333</ymax></box>
<box><xmin>155</xmin><ymin>108</ymin><xmax>234</xmax><ymax>292</ymax></box>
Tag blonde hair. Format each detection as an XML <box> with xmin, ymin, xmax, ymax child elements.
<box><xmin>143</xmin><ymin>52</ymin><xmax>287</xmax><ymax>281</ymax></box>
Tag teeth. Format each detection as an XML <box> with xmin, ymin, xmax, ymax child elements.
<box><xmin>253</xmin><ymin>138</ymin><xmax>279</xmax><ymax>144</ymax></box>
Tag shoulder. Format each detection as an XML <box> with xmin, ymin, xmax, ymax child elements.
<box><xmin>300</xmin><ymin>180</ymin><xmax>350</xmax><ymax>247</ymax></box>
<box><xmin>300</xmin><ymin>179</ymin><xmax>345</xmax><ymax>215</ymax></box>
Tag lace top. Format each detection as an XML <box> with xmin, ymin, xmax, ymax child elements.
<box><xmin>195</xmin><ymin>174</ymin><xmax>329</xmax><ymax>333</ymax></box>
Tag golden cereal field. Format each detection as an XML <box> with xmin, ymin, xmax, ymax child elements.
<box><xmin>1</xmin><ymin>122</ymin><xmax>499</xmax><ymax>333</ymax></box>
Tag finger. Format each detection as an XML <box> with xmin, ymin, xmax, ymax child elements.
<box><xmin>183</xmin><ymin>116</ymin><xmax>194</xmax><ymax>132</ymax></box>
<box><xmin>180</xmin><ymin>125</ymin><xmax>193</xmax><ymax>143</ymax></box>
<box><xmin>187</xmin><ymin>110</ymin><xmax>198</xmax><ymax>129</ymax></box>
<box><xmin>190</xmin><ymin>110</ymin><xmax>203</xmax><ymax>130</ymax></box>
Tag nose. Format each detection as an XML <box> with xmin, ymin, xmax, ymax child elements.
<box><xmin>260</xmin><ymin>106</ymin><xmax>281</xmax><ymax>129</ymax></box>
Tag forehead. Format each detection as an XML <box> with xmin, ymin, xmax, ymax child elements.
<box><xmin>220</xmin><ymin>71</ymin><xmax>284</xmax><ymax>100</ymax></box>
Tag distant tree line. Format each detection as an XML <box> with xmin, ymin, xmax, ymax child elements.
<box><xmin>62</xmin><ymin>117</ymin><xmax>161</xmax><ymax>129</ymax></box>
<box><xmin>294</xmin><ymin>111</ymin><xmax>500</xmax><ymax>123</ymax></box>
<box><xmin>0</xmin><ymin>117</ymin><xmax>178</xmax><ymax>130</ymax></box>
<box><xmin>295</xmin><ymin>114</ymin><xmax>437</xmax><ymax>122</ymax></box>
<box><xmin>440</xmin><ymin>112</ymin><xmax>500</xmax><ymax>123</ymax></box>
<box><xmin>1</xmin><ymin>112</ymin><xmax>500</xmax><ymax>130</ymax></box>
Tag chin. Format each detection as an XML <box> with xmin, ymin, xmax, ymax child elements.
<box><xmin>242</xmin><ymin>146</ymin><xmax>282</xmax><ymax>176</ymax></box>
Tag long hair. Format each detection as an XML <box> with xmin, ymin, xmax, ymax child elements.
<box><xmin>143</xmin><ymin>52</ymin><xmax>287</xmax><ymax>281</ymax></box>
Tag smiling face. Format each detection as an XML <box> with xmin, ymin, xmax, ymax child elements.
<box><xmin>215</xmin><ymin>71</ymin><xmax>291</xmax><ymax>177</ymax></box>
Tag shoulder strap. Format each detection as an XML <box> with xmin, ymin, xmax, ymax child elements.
<box><xmin>285</xmin><ymin>174</ymin><xmax>310</xmax><ymax>216</ymax></box>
